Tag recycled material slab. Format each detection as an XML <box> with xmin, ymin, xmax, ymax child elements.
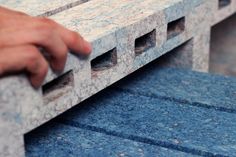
<box><xmin>58</xmin><ymin>68</ymin><xmax>236</xmax><ymax>156</ymax></box>
<box><xmin>25</xmin><ymin>123</ymin><xmax>198</xmax><ymax>157</ymax></box>
<box><xmin>113</xmin><ymin>62</ymin><xmax>236</xmax><ymax>112</ymax></box>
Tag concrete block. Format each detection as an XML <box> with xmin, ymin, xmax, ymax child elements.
<box><xmin>25</xmin><ymin>0</ymin><xmax>215</xmax><ymax>133</ymax></box>
<box><xmin>0</xmin><ymin>76</ymin><xmax>36</xmax><ymax>157</ymax></box>
<box><xmin>211</xmin><ymin>0</ymin><xmax>236</xmax><ymax>26</ymax></box>
<box><xmin>0</xmin><ymin>0</ymin><xmax>212</xmax><ymax>134</ymax></box>
<box><xmin>25</xmin><ymin>122</ymin><xmax>197</xmax><ymax>157</ymax></box>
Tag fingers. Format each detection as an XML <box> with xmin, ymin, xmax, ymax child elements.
<box><xmin>0</xmin><ymin>17</ymin><xmax>92</xmax><ymax>71</ymax></box>
<box><xmin>0</xmin><ymin>26</ymin><xmax>68</xmax><ymax>72</ymax></box>
<box><xmin>0</xmin><ymin>17</ymin><xmax>92</xmax><ymax>55</ymax></box>
<box><xmin>0</xmin><ymin>13</ymin><xmax>92</xmax><ymax>88</ymax></box>
<box><xmin>36</xmin><ymin>18</ymin><xmax>92</xmax><ymax>55</ymax></box>
<box><xmin>56</xmin><ymin>26</ymin><xmax>92</xmax><ymax>55</ymax></box>
<box><xmin>0</xmin><ymin>45</ymin><xmax>49</xmax><ymax>88</ymax></box>
<box><xmin>62</xmin><ymin>30</ymin><xmax>92</xmax><ymax>55</ymax></box>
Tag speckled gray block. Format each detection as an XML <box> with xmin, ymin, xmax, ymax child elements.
<box><xmin>0</xmin><ymin>0</ymin><xmax>213</xmax><ymax>134</ymax></box>
<box><xmin>211</xmin><ymin>0</ymin><xmax>236</xmax><ymax>25</ymax></box>
<box><xmin>0</xmin><ymin>76</ymin><xmax>36</xmax><ymax>157</ymax></box>
<box><xmin>24</xmin><ymin>0</ymin><xmax>215</xmax><ymax>133</ymax></box>
<box><xmin>0</xmin><ymin>0</ymin><xmax>236</xmax><ymax>156</ymax></box>
<box><xmin>0</xmin><ymin>0</ymin><xmax>90</xmax><ymax>16</ymax></box>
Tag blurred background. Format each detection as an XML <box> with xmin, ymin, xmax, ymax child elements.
<box><xmin>210</xmin><ymin>13</ymin><xmax>236</xmax><ymax>77</ymax></box>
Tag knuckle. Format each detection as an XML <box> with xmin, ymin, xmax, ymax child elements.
<box><xmin>24</xmin><ymin>46</ymin><xmax>41</xmax><ymax>62</ymax></box>
<box><xmin>25</xmin><ymin>46</ymin><xmax>38</xmax><ymax>56</ymax></box>
<box><xmin>38</xmin><ymin>17</ymin><xmax>55</xmax><ymax>26</ymax></box>
<box><xmin>34</xmin><ymin>18</ymin><xmax>55</xmax><ymax>39</ymax></box>
<box><xmin>37</xmin><ymin>26</ymin><xmax>54</xmax><ymax>42</ymax></box>
<box><xmin>39</xmin><ymin>24</ymin><xmax>52</xmax><ymax>34</ymax></box>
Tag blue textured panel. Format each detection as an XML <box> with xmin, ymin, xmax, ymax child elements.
<box><xmin>113</xmin><ymin>65</ymin><xmax>236</xmax><ymax>112</ymax></box>
<box><xmin>25</xmin><ymin>123</ymin><xmax>194</xmax><ymax>157</ymax></box>
<box><xmin>59</xmin><ymin>88</ymin><xmax>236</xmax><ymax>156</ymax></box>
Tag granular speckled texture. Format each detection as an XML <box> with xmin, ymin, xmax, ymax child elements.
<box><xmin>0</xmin><ymin>0</ymin><xmax>236</xmax><ymax>156</ymax></box>
<box><xmin>24</xmin><ymin>68</ymin><xmax>236</xmax><ymax>157</ymax></box>
<box><xmin>0</xmin><ymin>0</ymin><xmax>215</xmax><ymax>137</ymax></box>
<box><xmin>211</xmin><ymin>0</ymin><xmax>236</xmax><ymax>25</ymax></box>
<box><xmin>25</xmin><ymin>0</ymin><xmax>213</xmax><ymax>134</ymax></box>
<box><xmin>25</xmin><ymin>123</ymin><xmax>198</xmax><ymax>157</ymax></box>
<box><xmin>0</xmin><ymin>0</ymin><xmax>90</xmax><ymax>16</ymax></box>
<box><xmin>113</xmin><ymin>63</ymin><xmax>236</xmax><ymax>112</ymax></box>
<box><xmin>57</xmin><ymin>71</ymin><xmax>236</xmax><ymax>156</ymax></box>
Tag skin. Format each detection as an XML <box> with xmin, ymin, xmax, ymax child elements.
<box><xmin>0</xmin><ymin>7</ymin><xmax>92</xmax><ymax>88</ymax></box>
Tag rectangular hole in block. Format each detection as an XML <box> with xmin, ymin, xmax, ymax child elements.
<box><xmin>91</xmin><ymin>48</ymin><xmax>117</xmax><ymax>72</ymax></box>
<box><xmin>135</xmin><ymin>29</ymin><xmax>156</xmax><ymax>56</ymax></box>
<box><xmin>42</xmin><ymin>70</ymin><xmax>74</xmax><ymax>103</ymax></box>
<box><xmin>167</xmin><ymin>17</ymin><xmax>185</xmax><ymax>40</ymax></box>
<box><xmin>219</xmin><ymin>0</ymin><xmax>231</xmax><ymax>9</ymax></box>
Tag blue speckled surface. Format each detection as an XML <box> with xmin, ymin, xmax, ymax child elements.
<box><xmin>57</xmin><ymin>89</ymin><xmax>236</xmax><ymax>156</ymax></box>
<box><xmin>26</xmin><ymin>67</ymin><xmax>236</xmax><ymax>156</ymax></box>
<box><xmin>113</xmin><ymin>63</ymin><xmax>236</xmax><ymax>112</ymax></box>
<box><xmin>25</xmin><ymin>123</ymin><xmax>196</xmax><ymax>157</ymax></box>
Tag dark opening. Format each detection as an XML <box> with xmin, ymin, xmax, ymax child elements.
<box><xmin>167</xmin><ymin>17</ymin><xmax>185</xmax><ymax>40</ymax></box>
<box><xmin>91</xmin><ymin>48</ymin><xmax>117</xmax><ymax>72</ymax></box>
<box><xmin>135</xmin><ymin>29</ymin><xmax>156</xmax><ymax>56</ymax></box>
<box><xmin>219</xmin><ymin>0</ymin><xmax>231</xmax><ymax>9</ymax></box>
<box><xmin>42</xmin><ymin>70</ymin><xmax>74</xmax><ymax>103</ymax></box>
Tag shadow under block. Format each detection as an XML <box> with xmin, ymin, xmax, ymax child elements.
<box><xmin>0</xmin><ymin>0</ymin><xmax>236</xmax><ymax>156</ymax></box>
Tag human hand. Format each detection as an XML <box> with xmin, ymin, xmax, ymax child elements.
<box><xmin>0</xmin><ymin>7</ymin><xmax>92</xmax><ymax>88</ymax></box>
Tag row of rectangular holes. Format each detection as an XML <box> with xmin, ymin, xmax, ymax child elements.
<box><xmin>91</xmin><ymin>16</ymin><xmax>186</xmax><ymax>72</ymax></box>
<box><xmin>41</xmin><ymin>0</ymin><xmax>232</xmax><ymax>99</ymax></box>
<box><xmin>42</xmin><ymin>16</ymin><xmax>186</xmax><ymax>98</ymax></box>
<box><xmin>41</xmin><ymin>0</ymin><xmax>231</xmax><ymax>100</ymax></box>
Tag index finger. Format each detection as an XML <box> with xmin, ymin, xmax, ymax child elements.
<box><xmin>37</xmin><ymin>18</ymin><xmax>92</xmax><ymax>55</ymax></box>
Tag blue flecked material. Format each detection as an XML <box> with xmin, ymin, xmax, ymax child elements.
<box><xmin>58</xmin><ymin>88</ymin><xmax>236</xmax><ymax>156</ymax></box>
<box><xmin>112</xmin><ymin>65</ymin><xmax>236</xmax><ymax>112</ymax></box>
<box><xmin>26</xmin><ymin>67</ymin><xmax>236</xmax><ymax>156</ymax></box>
<box><xmin>25</xmin><ymin>123</ymin><xmax>194</xmax><ymax>157</ymax></box>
